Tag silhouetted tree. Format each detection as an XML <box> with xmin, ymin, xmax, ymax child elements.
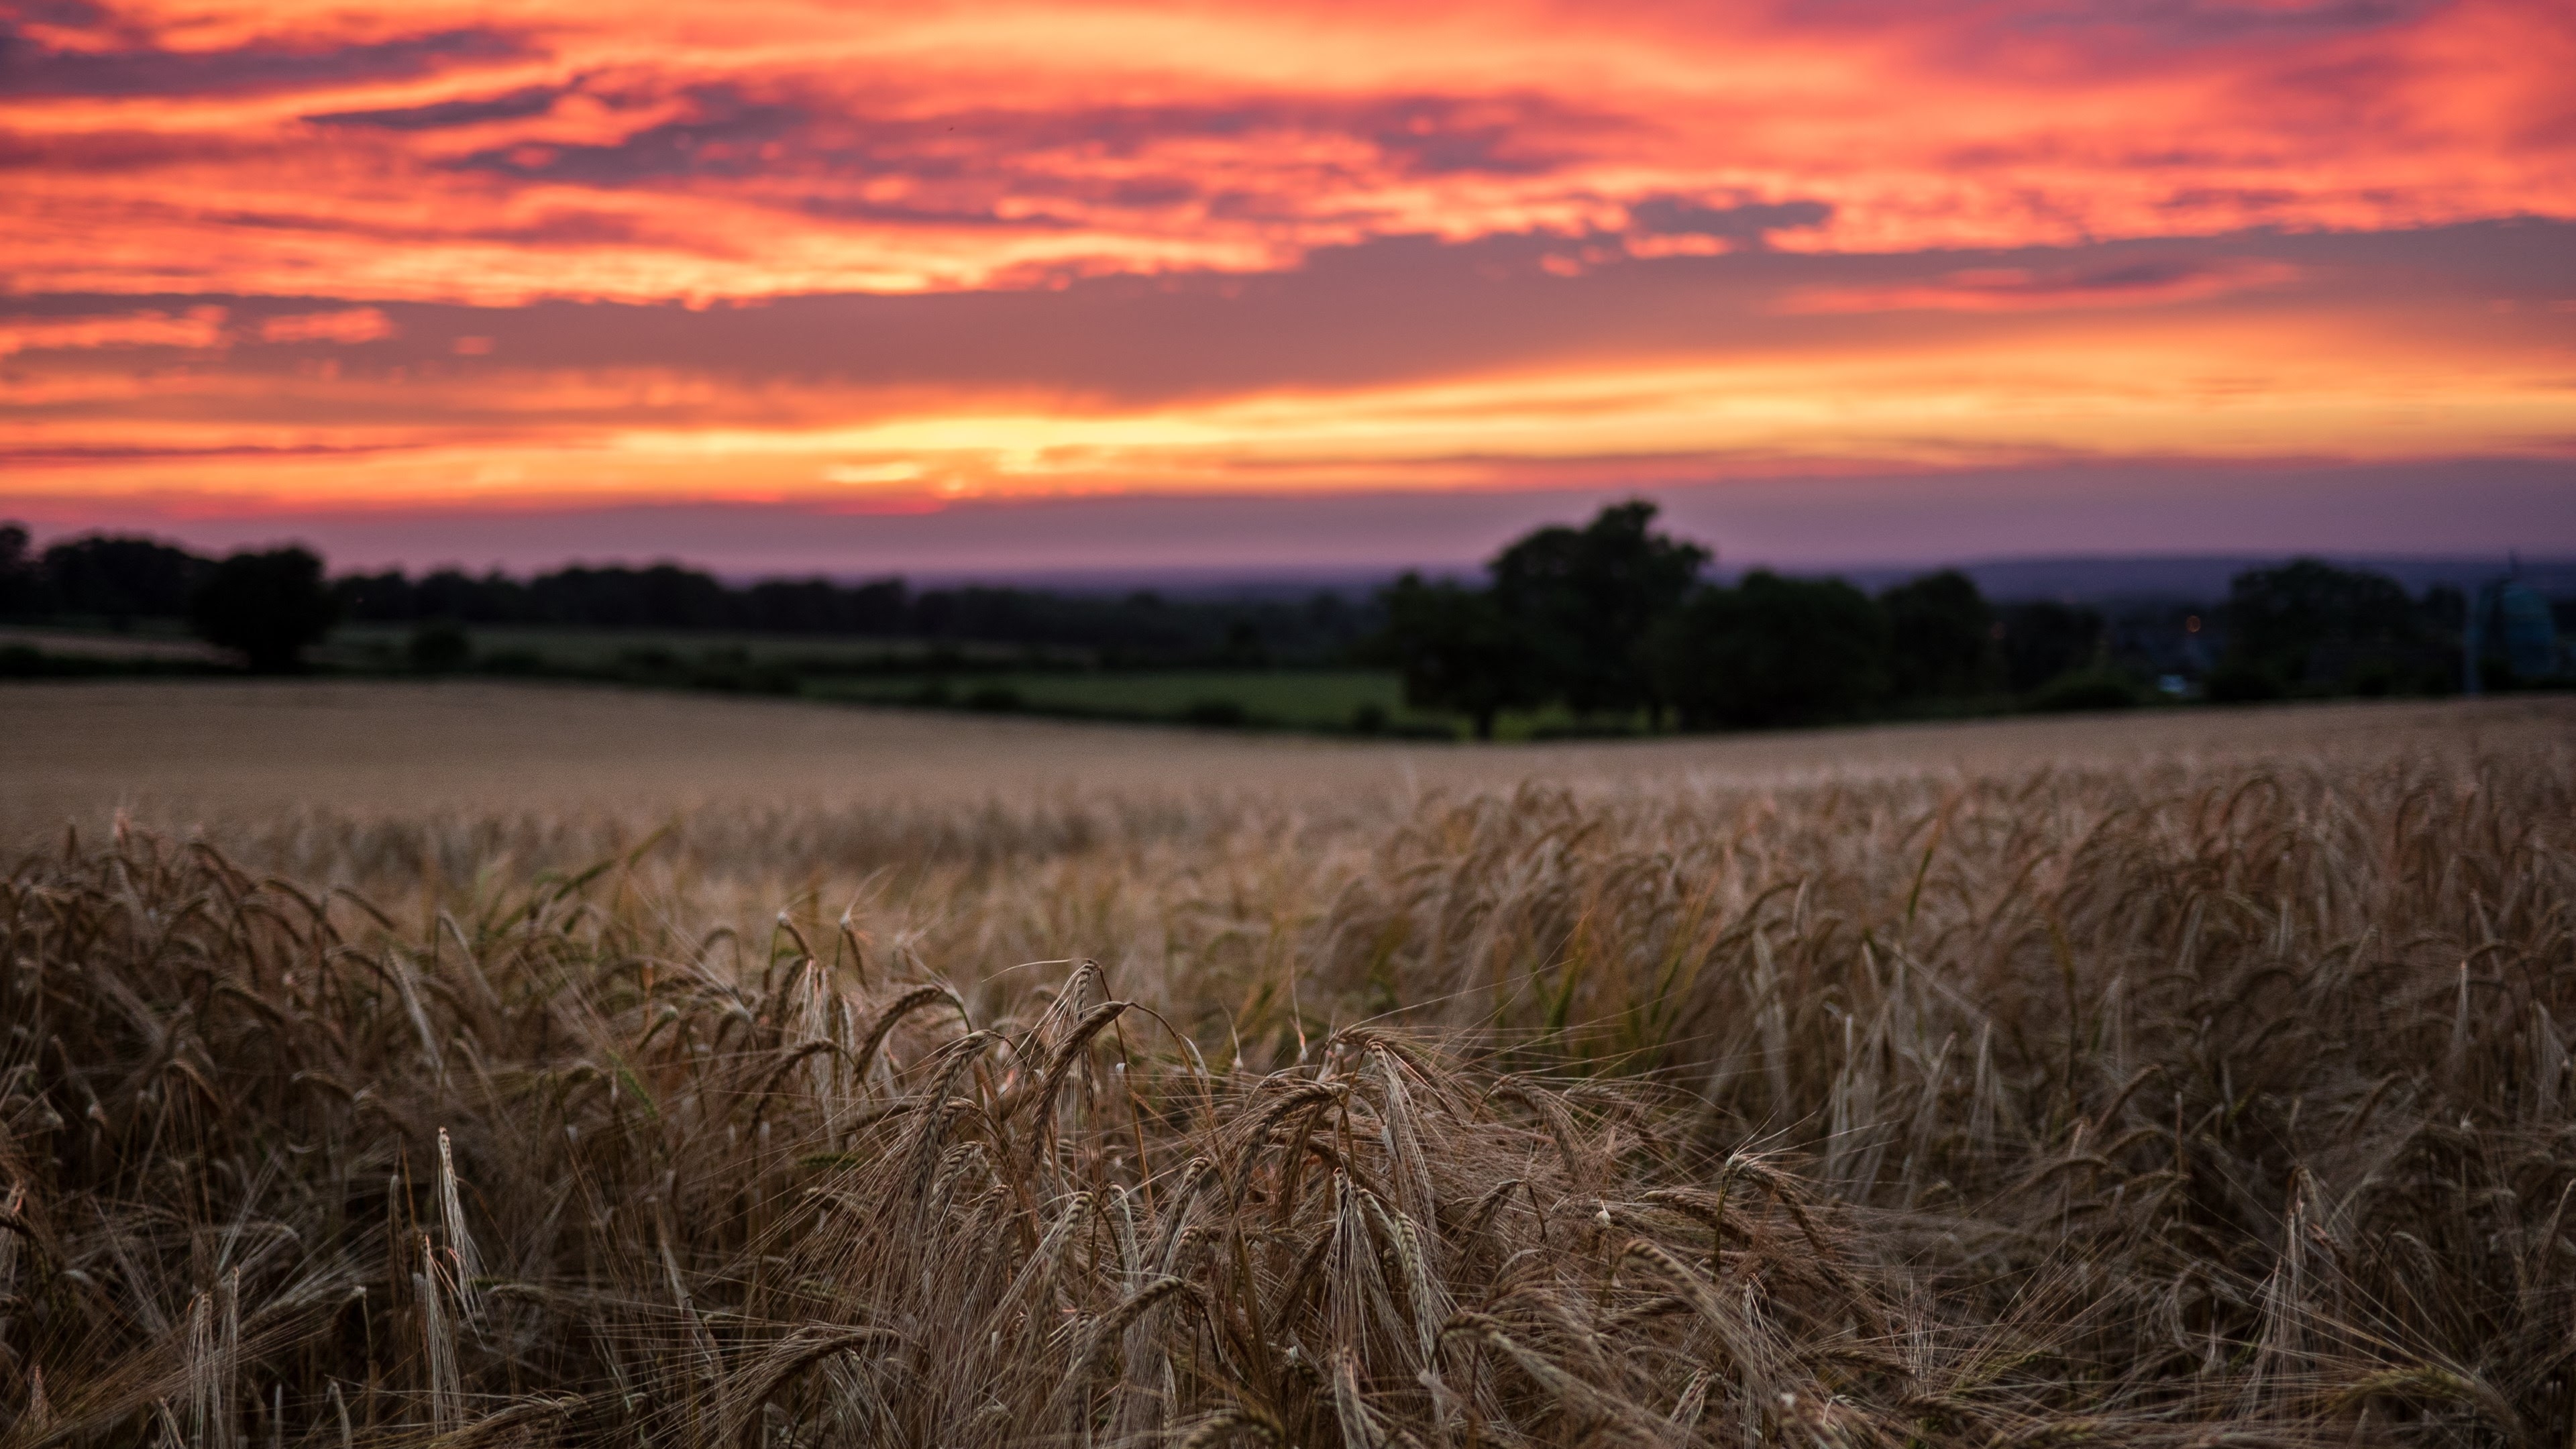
<box><xmin>1489</xmin><ymin>500</ymin><xmax>1709</xmax><ymax>718</ymax></box>
<box><xmin>521</xmin><ymin>564</ymin><xmax>729</xmax><ymax>629</ymax></box>
<box><xmin>1654</xmin><ymin>571</ymin><xmax>1890</xmax><ymax>730</ymax></box>
<box><xmin>41</xmin><ymin>533</ymin><xmax>209</xmax><ymax>625</ymax></box>
<box><xmin>0</xmin><ymin>523</ymin><xmax>39</xmax><ymax>616</ymax></box>
<box><xmin>1220</xmin><ymin>619</ymin><xmax>1269</xmax><ymax>667</ymax></box>
<box><xmin>332</xmin><ymin>570</ymin><xmax>417</xmax><ymax>623</ymax></box>
<box><xmin>1880</xmin><ymin>569</ymin><xmax>1996</xmax><ymax>699</ymax></box>
<box><xmin>2201</xmin><ymin>659</ymin><xmax>2284</xmax><ymax>704</ymax></box>
<box><xmin>743</xmin><ymin>576</ymin><xmax>909</xmax><ymax>634</ymax></box>
<box><xmin>2419</xmin><ymin>583</ymin><xmax>2467</xmax><ymax>637</ymax></box>
<box><xmin>1996</xmin><ymin>601</ymin><xmax>2105</xmax><ymax>694</ymax></box>
<box><xmin>2222</xmin><ymin>557</ymin><xmax>2418</xmax><ymax>688</ymax></box>
<box><xmin>1374</xmin><ymin>573</ymin><xmax>1541</xmax><ymax>739</ymax></box>
<box><xmin>189</xmin><ymin>547</ymin><xmax>337</xmax><ymax>672</ymax></box>
<box><xmin>419</xmin><ymin>569</ymin><xmax>521</xmax><ymax>623</ymax></box>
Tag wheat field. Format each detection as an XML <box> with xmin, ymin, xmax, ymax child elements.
<box><xmin>3</xmin><ymin>685</ymin><xmax>2573</xmax><ymax>1447</ymax></box>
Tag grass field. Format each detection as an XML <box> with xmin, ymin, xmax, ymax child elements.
<box><xmin>804</xmin><ymin>667</ymin><xmax>1436</xmax><ymax>731</ymax></box>
<box><xmin>329</xmin><ymin>625</ymin><xmax>1450</xmax><ymax>733</ymax></box>
<box><xmin>4</xmin><ymin>686</ymin><xmax>2572</xmax><ymax>1447</ymax></box>
<box><xmin>0</xmin><ymin>625</ymin><xmax>223</xmax><ymax>661</ymax></box>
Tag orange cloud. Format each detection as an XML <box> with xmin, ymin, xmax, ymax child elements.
<box><xmin>0</xmin><ymin>305</ymin><xmax>228</xmax><ymax>356</ymax></box>
<box><xmin>3</xmin><ymin>0</ymin><xmax>2569</xmax><ymax>304</ymax></box>
<box><xmin>4</xmin><ymin>1</ymin><xmax>2572</xmax><ymax>537</ymax></box>
<box><xmin>1776</xmin><ymin>258</ymin><xmax>2304</xmax><ymax>315</ymax></box>
<box><xmin>9</xmin><ymin>295</ymin><xmax>2569</xmax><ymax>515</ymax></box>
<box><xmin>258</xmin><ymin>307</ymin><xmax>396</xmax><ymax>342</ymax></box>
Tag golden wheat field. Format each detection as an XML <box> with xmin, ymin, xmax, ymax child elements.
<box><xmin>4</xmin><ymin>684</ymin><xmax>2575</xmax><ymax>1448</ymax></box>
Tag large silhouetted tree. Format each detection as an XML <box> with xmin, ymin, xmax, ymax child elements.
<box><xmin>189</xmin><ymin>547</ymin><xmax>338</xmax><ymax>672</ymax></box>
<box><xmin>1489</xmin><ymin>500</ymin><xmax>1709</xmax><ymax>719</ymax></box>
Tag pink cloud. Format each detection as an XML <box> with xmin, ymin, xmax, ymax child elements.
<box><xmin>3</xmin><ymin>1</ymin><xmax>2568</xmax><ymax>305</ymax></box>
<box><xmin>0</xmin><ymin>306</ymin><xmax>228</xmax><ymax>356</ymax></box>
<box><xmin>1775</xmin><ymin>258</ymin><xmax>2302</xmax><ymax>314</ymax></box>
<box><xmin>3</xmin><ymin>1</ymin><xmax>2569</xmax><ymax>533</ymax></box>
<box><xmin>258</xmin><ymin>307</ymin><xmax>397</xmax><ymax>343</ymax></box>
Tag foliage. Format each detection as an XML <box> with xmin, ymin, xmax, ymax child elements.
<box><xmin>3</xmin><ymin>735</ymin><xmax>2571</xmax><ymax>1447</ymax></box>
<box><xmin>4</xmin><ymin>520</ymin><xmax>1379</xmax><ymax>667</ymax></box>
<box><xmin>1878</xmin><ymin>567</ymin><xmax>1996</xmax><ymax>698</ymax></box>
<box><xmin>1371</xmin><ymin>502</ymin><xmax>2086</xmax><ymax>734</ymax></box>
<box><xmin>33</xmin><ymin>531</ymin><xmax>210</xmax><ymax>624</ymax></box>
<box><xmin>5</xmin><ymin>513</ymin><xmax>2538</xmax><ymax>728</ymax></box>
<box><xmin>1374</xmin><ymin>572</ymin><xmax>1542</xmax><ymax>738</ymax></box>
<box><xmin>1994</xmin><ymin>600</ymin><xmax>2104</xmax><ymax>692</ymax></box>
<box><xmin>0</xmin><ymin>523</ymin><xmax>38</xmax><ymax>616</ymax></box>
<box><xmin>2224</xmin><ymin>556</ymin><xmax>2423</xmax><ymax>685</ymax></box>
<box><xmin>406</xmin><ymin>620</ymin><xmax>472</xmax><ymax>672</ymax></box>
<box><xmin>2204</xmin><ymin>657</ymin><xmax>2287</xmax><ymax>703</ymax></box>
<box><xmin>2022</xmin><ymin>665</ymin><xmax>2143</xmax><ymax>712</ymax></box>
<box><xmin>331</xmin><ymin>564</ymin><xmax>1375</xmax><ymax>666</ymax></box>
<box><xmin>1654</xmin><ymin>570</ymin><xmax>1890</xmax><ymax>729</ymax></box>
<box><xmin>186</xmin><ymin>546</ymin><xmax>339</xmax><ymax>672</ymax></box>
<box><xmin>1487</xmin><ymin>500</ymin><xmax>1709</xmax><ymax>715</ymax></box>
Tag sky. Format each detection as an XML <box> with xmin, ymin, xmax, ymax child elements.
<box><xmin>3</xmin><ymin>0</ymin><xmax>2573</xmax><ymax>576</ymax></box>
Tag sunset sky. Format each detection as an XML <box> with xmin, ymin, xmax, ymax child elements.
<box><xmin>4</xmin><ymin>0</ymin><xmax>2573</xmax><ymax>576</ymax></box>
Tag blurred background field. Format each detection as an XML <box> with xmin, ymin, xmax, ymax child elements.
<box><xmin>799</xmin><ymin>666</ymin><xmax>1438</xmax><ymax>732</ymax></box>
<box><xmin>9</xmin><ymin>681</ymin><xmax>2565</xmax><ymax>859</ymax></box>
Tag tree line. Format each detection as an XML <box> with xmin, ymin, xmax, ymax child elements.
<box><xmin>0</xmin><ymin>523</ymin><xmax>1373</xmax><ymax>669</ymax></box>
<box><xmin>328</xmin><ymin>564</ymin><xmax>1371</xmax><ymax>663</ymax></box>
<box><xmin>1370</xmin><ymin>502</ymin><xmax>2523</xmax><ymax>737</ymax></box>
<box><xmin>0</xmin><ymin>525</ymin><xmax>336</xmax><ymax>672</ymax></box>
<box><xmin>3</xmin><ymin>513</ymin><xmax>2546</xmax><ymax>716</ymax></box>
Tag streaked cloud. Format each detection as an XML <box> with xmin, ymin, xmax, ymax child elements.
<box><xmin>1</xmin><ymin>9</ymin><xmax>532</xmax><ymax>99</ymax></box>
<box><xmin>2</xmin><ymin>0</ymin><xmax>2571</xmax><ymax>561</ymax></box>
<box><xmin>9</xmin><ymin>0</ymin><xmax>2568</xmax><ymax>302</ymax></box>
<box><xmin>0</xmin><ymin>304</ymin><xmax>226</xmax><ymax>355</ymax></box>
<box><xmin>1775</xmin><ymin>258</ymin><xmax>2302</xmax><ymax>314</ymax></box>
<box><xmin>304</xmin><ymin>83</ymin><xmax>564</xmax><ymax>131</ymax></box>
<box><xmin>256</xmin><ymin>306</ymin><xmax>394</xmax><ymax>343</ymax></box>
